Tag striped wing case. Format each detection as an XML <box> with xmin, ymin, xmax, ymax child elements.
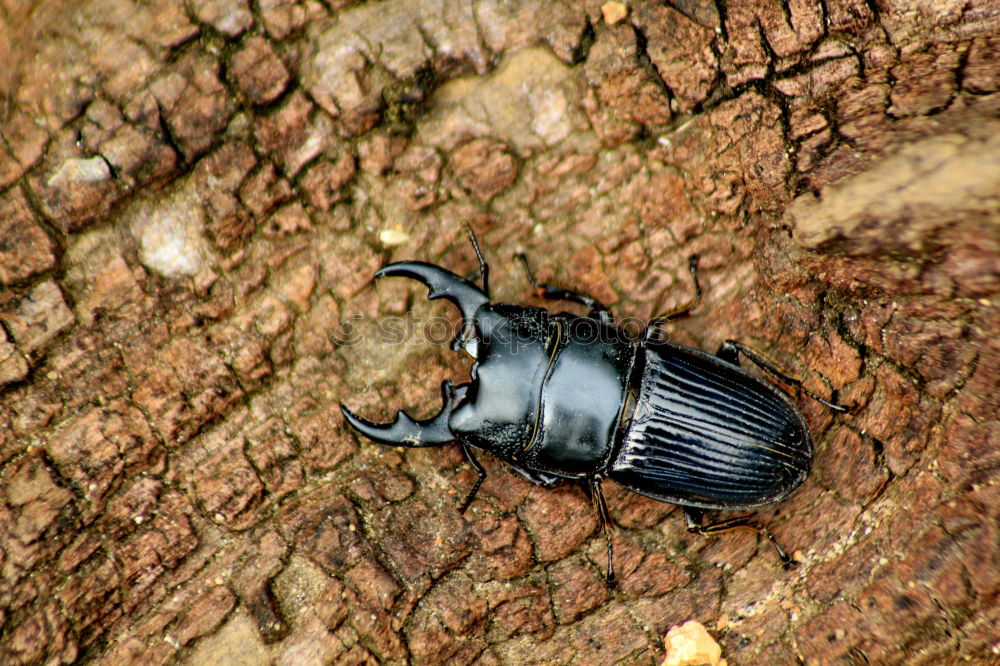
<box><xmin>610</xmin><ymin>342</ymin><xmax>812</xmax><ymax>510</ymax></box>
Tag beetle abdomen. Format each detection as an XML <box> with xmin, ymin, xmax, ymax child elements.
<box><xmin>610</xmin><ymin>342</ymin><xmax>812</xmax><ymax>510</ymax></box>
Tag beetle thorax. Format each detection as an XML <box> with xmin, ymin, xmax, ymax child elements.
<box><xmin>450</xmin><ymin>304</ymin><xmax>636</xmax><ymax>478</ymax></box>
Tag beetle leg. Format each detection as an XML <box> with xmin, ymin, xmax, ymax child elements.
<box><xmin>587</xmin><ymin>478</ymin><xmax>617</xmax><ymax>589</ymax></box>
<box><xmin>646</xmin><ymin>254</ymin><xmax>702</xmax><ymax>342</ymax></box>
<box><xmin>515</xmin><ymin>253</ymin><xmax>614</xmax><ymax>324</ymax></box>
<box><xmin>716</xmin><ymin>340</ymin><xmax>851</xmax><ymax>413</ymax></box>
<box><xmin>457</xmin><ymin>440</ymin><xmax>487</xmax><ymax>514</ymax></box>
<box><xmin>683</xmin><ymin>507</ymin><xmax>793</xmax><ymax>567</ymax></box>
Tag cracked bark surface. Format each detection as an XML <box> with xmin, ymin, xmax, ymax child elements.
<box><xmin>1</xmin><ymin>0</ymin><xmax>997</xmax><ymax>664</ymax></box>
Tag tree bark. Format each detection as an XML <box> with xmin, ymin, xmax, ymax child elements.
<box><xmin>1</xmin><ymin>1</ymin><xmax>997</xmax><ymax>664</ymax></box>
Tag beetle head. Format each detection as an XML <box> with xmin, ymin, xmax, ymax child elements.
<box><xmin>446</xmin><ymin>303</ymin><xmax>552</xmax><ymax>456</ymax></box>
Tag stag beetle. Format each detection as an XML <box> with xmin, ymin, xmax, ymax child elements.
<box><xmin>341</xmin><ymin>230</ymin><xmax>847</xmax><ymax>586</ymax></box>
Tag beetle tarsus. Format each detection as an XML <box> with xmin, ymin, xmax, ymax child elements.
<box><xmin>588</xmin><ymin>478</ymin><xmax>617</xmax><ymax>589</ymax></box>
<box><xmin>605</xmin><ymin>569</ymin><xmax>617</xmax><ymax>590</ymax></box>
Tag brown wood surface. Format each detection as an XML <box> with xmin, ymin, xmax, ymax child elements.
<box><xmin>1</xmin><ymin>1</ymin><xmax>998</xmax><ymax>663</ymax></box>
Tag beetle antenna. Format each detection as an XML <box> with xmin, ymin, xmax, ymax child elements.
<box><xmin>465</xmin><ymin>223</ymin><xmax>490</xmax><ymax>297</ymax></box>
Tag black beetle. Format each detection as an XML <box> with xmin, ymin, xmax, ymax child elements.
<box><xmin>341</xmin><ymin>230</ymin><xmax>847</xmax><ymax>586</ymax></box>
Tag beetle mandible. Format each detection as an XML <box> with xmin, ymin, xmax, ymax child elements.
<box><xmin>340</xmin><ymin>229</ymin><xmax>848</xmax><ymax>586</ymax></box>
